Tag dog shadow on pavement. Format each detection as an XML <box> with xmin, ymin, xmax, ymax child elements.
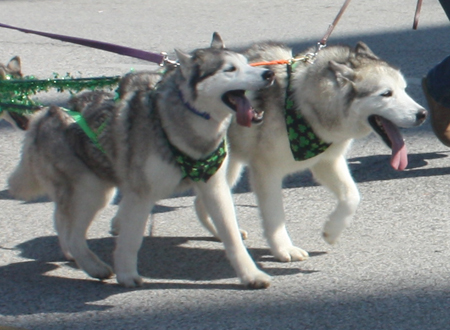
<box><xmin>279</xmin><ymin>151</ymin><xmax>450</xmax><ymax>190</ymax></box>
<box><xmin>0</xmin><ymin>234</ymin><xmax>319</xmax><ymax>315</ymax></box>
<box><xmin>348</xmin><ymin>151</ymin><xmax>450</xmax><ymax>183</ymax></box>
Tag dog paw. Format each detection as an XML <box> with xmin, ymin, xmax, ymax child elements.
<box><xmin>322</xmin><ymin>220</ymin><xmax>345</xmax><ymax>244</ymax></box>
<box><xmin>272</xmin><ymin>245</ymin><xmax>309</xmax><ymax>262</ymax></box>
<box><xmin>87</xmin><ymin>264</ymin><xmax>114</xmax><ymax>280</ymax></box>
<box><xmin>116</xmin><ymin>272</ymin><xmax>144</xmax><ymax>288</ymax></box>
<box><xmin>242</xmin><ymin>271</ymin><xmax>271</xmax><ymax>289</ymax></box>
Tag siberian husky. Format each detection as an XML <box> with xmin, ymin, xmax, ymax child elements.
<box><xmin>0</xmin><ymin>56</ymin><xmax>30</xmax><ymax>130</ymax></box>
<box><xmin>8</xmin><ymin>33</ymin><xmax>275</xmax><ymax>288</ymax></box>
<box><xmin>195</xmin><ymin>41</ymin><xmax>427</xmax><ymax>262</ymax></box>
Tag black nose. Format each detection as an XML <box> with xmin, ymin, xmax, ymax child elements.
<box><xmin>263</xmin><ymin>70</ymin><xmax>274</xmax><ymax>81</ymax></box>
<box><xmin>416</xmin><ymin>108</ymin><xmax>427</xmax><ymax>122</ymax></box>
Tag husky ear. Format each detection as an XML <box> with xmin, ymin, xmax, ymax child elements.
<box><xmin>329</xmin><ymin>60</ymin><xmax>355</xmax><ymax>87</ymax></box>
<box><xmin>355</xmin><ymin>42</ymin><xmax>379</xmax><ymax>60</ymax></box>
<box><xmin>211</xmin><ymin>32</ymin><xmax>225</xmax><ymax>49</ymax></box>
<box><xmin>7</xmin><ymin>56</ymin><xmax>21</xmax><ymax>73</ymax></box>
<box><xmin>174</xmin><ymin>49</ymin><xmax>192</xmax><ymax>78</ymax></box>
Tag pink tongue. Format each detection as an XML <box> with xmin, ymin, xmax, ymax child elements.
<box><xmin>380</xmin><ymin>117</ymin><xmax>408</xmax><ymax>171</ymax></box>
<box><xmin>233</xmin><ymin>95</ymin><xmax>253</xmax><ymax>127</ymax></box>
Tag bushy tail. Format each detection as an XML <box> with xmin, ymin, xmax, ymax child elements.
<box><xmin>8</xmin><ymin>115</ymin><xmax>47</xmax><ymax>201</ymax></box>
<box><xmin>8</xmin><ymin>151</ymin><xmax>45</xmax><ymax>201</ymax></box>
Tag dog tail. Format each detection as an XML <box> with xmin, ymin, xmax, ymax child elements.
<box><xmin>7</xmin><ymin>111</ymin><xmax>49</xmax><ymax>201</ymax></box>
<box><xmin>8</xmin><ymin>145</ymin><xmax>45</xmax><ymax>201</ymax></box>
<box><xmin>8</xmin><ymin>159</ymin><xmax>45</xmax><ymax>202</ymax></box>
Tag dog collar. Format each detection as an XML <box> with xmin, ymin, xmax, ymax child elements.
<box><xmin>285</xmin><ymin>63</ymin><xmax>331</xmax><ymax>160</ymax></box>
<box><xmin>167</xmin><ymin>137</ymin><xmax>227</xmax><ymax>182</ymax></box>
<box><xmin>178</xmin><ymin>90</ymin><xmax>211</xmax><ymax>120</ymax></box>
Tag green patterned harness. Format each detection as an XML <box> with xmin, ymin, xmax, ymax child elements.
<box><xmin>284</xmin><ymin>63</ymin><xmax>331</xmax><ymax>160</ymax></box>
<box><xmin>167</xmin><ymin>138</ymin><xmax>227</xmax><ymax>183</ymax></box>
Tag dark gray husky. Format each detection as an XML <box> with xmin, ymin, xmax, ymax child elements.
<box><xmin>8</xmin><ymin>33</ymin><xmax>275</xmax><ymax>288</ymax></box>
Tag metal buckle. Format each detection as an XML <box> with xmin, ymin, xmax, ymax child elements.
<box><xmin>160</xmin><ymin>52</ymin><xmax>179</xmax><ymax>67</ymax></box>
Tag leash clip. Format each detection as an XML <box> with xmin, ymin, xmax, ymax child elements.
<box><xmin>160</xmin><ymin>52</ymin><xmax>179</xmax><ymax>67</ymax></box>
<box><xmin>312</xmin><ymin>41</ymin><xmax>326</xmax><ymax>58</ymax></box>
<box><xmin>302</xmin><ymin>42</ymin><xmax>326</xmax><ymax>64</ymax></box>
<box><xmin>291</xmin><ymin>53</ymin><xmax>317</xmax><ymax>65</ymax></box>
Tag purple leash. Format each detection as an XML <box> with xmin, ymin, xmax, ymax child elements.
<box><xmin>0</xmin><ymin>22</ymin><xmax>170</xmax><ymax>65</ymax></box>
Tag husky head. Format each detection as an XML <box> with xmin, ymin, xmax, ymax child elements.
<box><xmin>324</xmin><ymin>42</ymin><xmax>427</xmax><ymax>170</ymax></box>
<box><xmin>0</xmin><ymin>56</ymin><xmax>30</xmax><ymax>130</ymax></box>
<box><xmin>0</xmin><ymin>56</ymin><xmax>22</xmax><ymax>79</ymax></box>
<box><xmin>174</xmin><ymin>33</ymin><xmax>274</xmax><ymax>127</ymax></box>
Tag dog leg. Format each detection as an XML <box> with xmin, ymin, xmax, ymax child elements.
<box><xmin>195</xmin><ymin>169</ymin><xmax>271</xmax><ymax>289</ymax></box>
<box><xmin>110</xmin><ymin>215</ymin><xmax>120</xmax><ymax>236</ymax></box>
<box><xmin>194</xmin><ymin>157</ymin><xmax>248</xmax><ymax>240</ymax></box>
<box><xmin>113</xmin><ymin>191</ymin><xmax>153</xmax><ymax>287</ymax></box>
<box><xmin>250</xmin><ymin>165</ymin><xmax>309</xmax><ymax>262</ymax></box>
<box><xmin>110</xmin><ymin>203</ymin><xmax>154</xmax><ymax>237</ymax></box>
<box><xmin>55</xmin><ymin>206</ymin><xmax>74</xmax><ymax>261</ymax></box>
<box><xmin>65</xmin><ymin>179</ymin><xmax>115</xmax><ymax>280</ymax></box>
<box><xmin>310</xmin><ymin>155</ymin><xmax>360</xmax><ymax>244</ymax></box>
<box><xmin>194</xmin><ymin>196</ymin><xmax>220</xmax><ymax>239</ymax></box>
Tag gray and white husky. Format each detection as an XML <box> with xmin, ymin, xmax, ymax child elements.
<box><xmin>8</xmin><ymin>33</ymin><xmax>275</xmax><ymax>288</ymax></box>
<box><xmin>195</xmin><ymin>41</ymin><xmax>427</xmax><ymax>262</ymax></box>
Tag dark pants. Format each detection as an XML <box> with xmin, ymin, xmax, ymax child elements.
<box><xmin>425</xmin><ymin>0</ymin><xmax>450</xmax><ymax>107</ymax></box>
<box><xmin>439</xmin><ymin>0</ymin><xmax>450</xmax><ymax>20</ymax></box>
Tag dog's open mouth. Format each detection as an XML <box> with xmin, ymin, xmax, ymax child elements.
<box><xmin>222</xmin><ymin>90</ymin><xmax>263</xmax><ymax>127</ymax></box>
<box><xmin>368</xmin><ymin>115</ymin><xmax>407</xmax><ymax>171</ymax></box>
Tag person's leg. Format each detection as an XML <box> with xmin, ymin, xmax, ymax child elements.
<box><xmin>422</xmin><ymin>60</ymin><xmax>450</xmax><ymax>146</ymax></box>
<box><xmin>422</xmin><ymin>62</ymin><xmax>450</xmax><ymax>147</ymax></box>
<box><xmin>426</xmin><ymin>56</ymin><xmax>450</xmax><ymax>107</ymax></box>
<box><xmin>439</xmin><ymin>0</ymin><xmax>450</xmax><ymax>20</ymax></box>
<box><xmin>421</xmin><ymin>0</ymin><xmax>450</xmax><ymax>146</ymax></box>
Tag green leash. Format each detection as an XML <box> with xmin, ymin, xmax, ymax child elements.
<box><xmin>0</xmin><ymin>74</ymin><xmax>120</xmax><ymax>151</ymax></box>
<box><xmin>0</xmin><ymin>74</ymin><xmax>121</xmax><ymax>117</ymax></box>
<box><xmin>284</xmin><ymin>63</ymin><xmax>331</xmax><ymax>160</ymax></box>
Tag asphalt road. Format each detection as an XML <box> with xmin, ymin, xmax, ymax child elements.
<box><xmin>1</xmin><ymin>0</ymin><xmax>450</xmax><ymax>329</ymax></box>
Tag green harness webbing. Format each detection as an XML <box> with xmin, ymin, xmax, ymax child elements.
<box><xmin>63</xmin><ymin>109</ymin><xmax>107</xmax><ymax>153</ymax></box>
<box><xmin>284</xmin><ymin>63</ymin><xmax>331</xmax><ymax>160</ymax></box>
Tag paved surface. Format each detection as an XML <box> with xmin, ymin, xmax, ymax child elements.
<box><xmin>1</xmin><ymin>0</ymin><xmax>450</xmax><ymax>329</ymax></box>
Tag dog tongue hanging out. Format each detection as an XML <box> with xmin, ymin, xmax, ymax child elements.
<box><xmin>369</xmin><ymin>115</ymin><xmax>410</xmax><ymax>171</ymax></box>
<box><xmin>194</xmin><ymin>41</ymin><xmax>426</xmax><ymax>263</ymax></box>
<box><xmin>230</xmin><ymin>91</ymin><xmax>264</xmax><ymax>127</ymax></box>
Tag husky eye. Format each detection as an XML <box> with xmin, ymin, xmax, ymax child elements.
<box><xmin>224</xmin><ymin>66</ymin><xmax>236</xmax><ymax>73</ymax></box>
<box><xmin>380</xmin><ymin>90</ymin><xmax>393</xmax><ymax>97</ymax></box>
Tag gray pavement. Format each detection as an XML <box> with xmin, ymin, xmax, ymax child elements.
<box><xmin>1</xmin><ymin>0</ymin><xmax>450</xmax><ymax>329</ymax></box>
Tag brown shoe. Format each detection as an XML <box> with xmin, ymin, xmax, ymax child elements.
<box><xmin>422</xmin><ymin>77</ymin><xmax>450</xmax><ymax>147</ymax></box>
